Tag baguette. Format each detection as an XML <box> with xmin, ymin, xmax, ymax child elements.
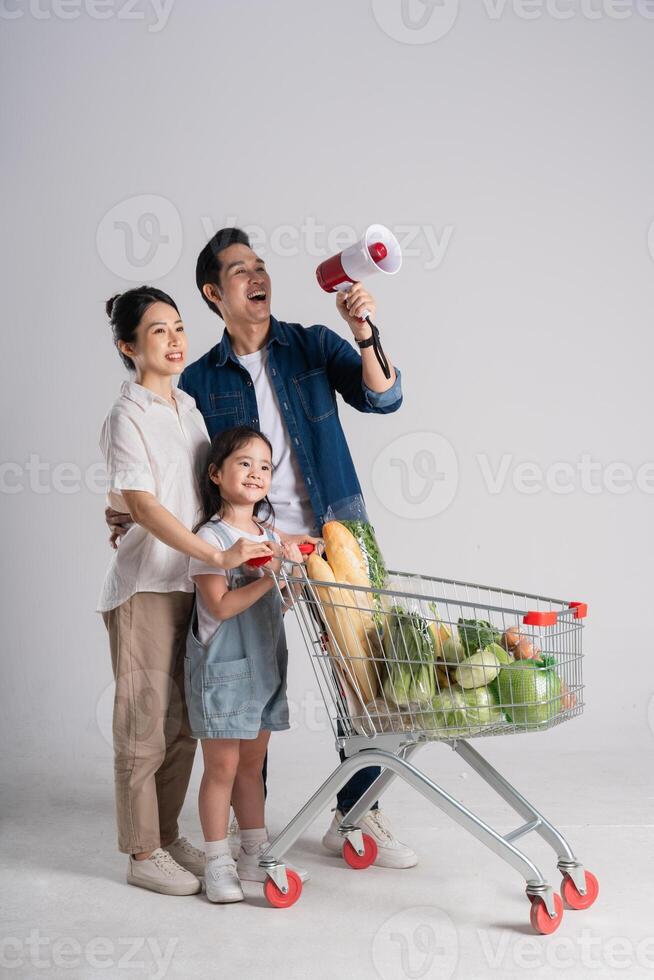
<box><xmin>306</xmin><ymin>551</ymin><xmax>379</xmax><ymax>703</ymax></box>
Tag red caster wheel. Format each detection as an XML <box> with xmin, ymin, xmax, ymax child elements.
<box><xmin>562</xmin><ymin>870</ymin><xmax>599</xmax><ymax>910</ymax></box>
<box><xmin>342</xmin><ymin>833</ymin><xmax>378</xmax><ymax>870</ymax></box>
<box><xmin>529</xmin><ymin>892</ymin><xmax>564</xmax><ymax>934</ymax></box>
<box><xmin>263</xmin><ymin>869</ymin><xmax>303</xmax><ymax>908</ymax></box>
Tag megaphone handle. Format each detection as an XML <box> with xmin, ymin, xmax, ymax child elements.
<box><xmin>360</xmin><ymin>317</ymin><xmax>392</xmax><ymax>380</ymax></box>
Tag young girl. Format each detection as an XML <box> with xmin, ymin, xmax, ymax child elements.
<box><xmin>185</xmin><ymin>425</ymin><xmax>309</xmax><ymax>903</ymax></box>
<box><xmin>99</xmin><ymin>287</ymin><xmax>275</xmax><ymax>897</ymax></box>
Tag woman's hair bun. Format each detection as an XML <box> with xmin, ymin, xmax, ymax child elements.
<box><xmin>106</xmin><ymin>294</ymin><xmax>121</xmax><ymax>320</ymax></box>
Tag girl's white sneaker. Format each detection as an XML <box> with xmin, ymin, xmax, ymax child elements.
<box><xmin>237</xmin><ymin>842</ymin><xmax>310</xmax><ymax>883</ymax></box>
<box><xmin>204</xmin><ymin>855</ymin><xmax>244</xmax><ymax>904</ymax></box>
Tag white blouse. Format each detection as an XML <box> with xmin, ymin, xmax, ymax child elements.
<box><xmin>97</xmin><ymin>380</ymin><xmax>210</xmax><ymax>612</ymax></box>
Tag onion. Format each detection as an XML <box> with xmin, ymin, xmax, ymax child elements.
<box><xmin>501</xmin><ymin>626</ymin><xmax>522</xmax><ymax>651</ymax></box>
<box><xmin>515</xmin><ymin>636</ymin><xmax>539</xmax><ymax>660</ymax></box>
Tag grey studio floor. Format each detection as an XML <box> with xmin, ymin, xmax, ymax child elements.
<box><xmin>2</xmin><ymin>725</ymin><xmax>653</xmax><ymax>980</ymax></box>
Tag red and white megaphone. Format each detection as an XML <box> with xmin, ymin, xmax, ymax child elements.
<box><xmin>315</xmin><ymin>223</ymin><xmax>402</xmax><ymax>318</ymax></box>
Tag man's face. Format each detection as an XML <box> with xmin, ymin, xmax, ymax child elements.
<box><xmin>209</xmin><ymin>244</ymin><xmax>272</xmax><ymax>326</ymax></box>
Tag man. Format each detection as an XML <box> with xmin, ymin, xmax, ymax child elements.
<box><xmin>107</xmin><ymin>227</ymin><xmax>417</xmax><ymax>868</ymax></box>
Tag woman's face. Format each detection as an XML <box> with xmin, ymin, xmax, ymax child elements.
<box><xmin>119</xmin><ymin>301</ymin><xmax>187</xmax><ymax>377</ymax></box>
<box><xmin>210</xmin><ymin>437</ymin><xmax>273</xmax><ymax>509</ymax></box>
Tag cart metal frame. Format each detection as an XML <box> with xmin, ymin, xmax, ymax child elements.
<box><xmin>259</xmin><ymin>562</ymin><xmax>594</xmax><ymax>929</ymax></box>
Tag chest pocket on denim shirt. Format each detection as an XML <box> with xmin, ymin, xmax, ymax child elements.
<box><xmin>207</xmin><ymin>391</ymin><xmax>245</xmax><ymax>423</ymax></box>
<box><xmin>293</xmin><ymin>368</ymin><xmax>335</xmax><ymax>422</ymax></box>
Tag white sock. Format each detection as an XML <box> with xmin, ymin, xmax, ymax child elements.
<box><xmin>205</xmin><ymin>838</ymin><xmax>231</xmax><ymax>860</ymax></box>
<box><xmin>240</xmin><ymin>827</ymin><xmax>268</xmax><ymax>854</ymax></box>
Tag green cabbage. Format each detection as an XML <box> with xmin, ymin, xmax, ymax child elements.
<box><xmin>460</xmin><ymin>685</ymin><xmax>504</xmax><ymax>727</ymax></box>
<box><xmin>458</xmin><ymin>618</ymin><xmax>501</xmax><ymax>658</ymax></box>
<box><xmin>418</xmin><ymin>688</ymin><xmax>469</xmax><ymax>737</ymax></box>
<box><xmin>496</xmin><ymin>656</ymin><xmax>562</xmax><ymax>726</ymax></box>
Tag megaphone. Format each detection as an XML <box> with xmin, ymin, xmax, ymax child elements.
<box><xmin>315</xmin><ymin>223</ymin><xmax>400</xmax><ymax>381</ymax></box>
<box><xmin>315</xmin><ymin>224</ymin><xmax>402</xmax><ymax>300</ymax></box>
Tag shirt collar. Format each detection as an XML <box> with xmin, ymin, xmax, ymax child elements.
<box><xmin>120</xmin><ymin>380</ymin><xmax>196</xmax><ymax>415</ymax></box>
<box><xmin>213</xmin><ymin>315</ymin><xmax>288</xmax><ymax>367</ymax></box>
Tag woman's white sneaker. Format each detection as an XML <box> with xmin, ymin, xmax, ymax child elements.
<box><xmin>237</xmin><ymin>842</ymin><xmax>310</xmax><ymax>883</ymax></box>
<box><xmin>322</xmin><ymin>808</ymin><xmax>418</xmax><ymax>869</ymax></box>
<box><xmin>204</xmin><ymin>856</ymin><xmax>244</xmax><ymax>904</ymax></box>
<box><xmin>127</xmin><ymin>848</ymin><xmax>201</xmax><ymax>895</ymax></box>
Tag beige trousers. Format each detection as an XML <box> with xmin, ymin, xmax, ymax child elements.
<box><xmin>102</xmin><ymin>591</ymin><xmax>196</xmax><ymax>854</ymax></box>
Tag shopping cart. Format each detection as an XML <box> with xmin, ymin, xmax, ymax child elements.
<box><xmin>256</xmin><ymin>554</ymin><xmax>597</xmax><ymax>933</ymax></box>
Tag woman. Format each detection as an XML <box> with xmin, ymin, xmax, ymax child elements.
<box><xmin>98</xmin><ymin>286</ymin><xmax>274</xmax><ymax>896</ymax></box>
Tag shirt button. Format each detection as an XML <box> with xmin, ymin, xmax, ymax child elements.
<box><xmin>272</xmin><ymin>369</ymin><xmax>276</xmax><ymax>376</ymax></box>
<box><xmin>283</xmin><ymin>402</ymin><xmax>289</xmax><ymax>410</ymax></box>
<box><xmin>247</xmin><ymin>380</ymin><xmax>252</xmax><ymax>387</ymax></box>
<box><xmin>294</xmin><ymin>437</ymin><xmax>299</xmax><ymax>445</ymax></box>
<box><xmin>252</xmin><ymin>418</ymin><xmax>258</xmax><ymax>425</ymax></box>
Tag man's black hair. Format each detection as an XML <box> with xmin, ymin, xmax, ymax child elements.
<box><xmin>195</xmin><ymin>227</ymin><xmax>251</xmax><ymax>320</ymax></box>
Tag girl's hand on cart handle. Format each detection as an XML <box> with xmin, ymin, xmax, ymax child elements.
<box><xmin>262</xmin><ymin>551</ymin><xmax>284</xmax><ymax>576</ymax></box>
<box><xmin>220</xmin><ymin>537</ymin><xmax>274</xmax><ymax>570</ymax></box>
<box><xmin>283</xmin><ymin>541</ymin><xmax>304</xmax><ymax>564</ymax></box>
<box><xmin>277</xmin><ymin>531</ymin><xmax>321</xmax><ymax>548</ymax></box>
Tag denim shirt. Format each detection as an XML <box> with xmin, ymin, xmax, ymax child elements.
<box><xmin>178</xmin><ymin>315</ymin><xmax>403</xmax><ymax>530</ymax></box>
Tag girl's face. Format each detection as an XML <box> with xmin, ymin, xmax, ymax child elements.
<box><xmin>119</xmin><ymin>301</ymin><xmax>187</xmax><ymax>377</ymax></box>
<box><xmin>210</xmin><ymin>437</ymin><xmax>273</xmax><ymax>509</ymax></box>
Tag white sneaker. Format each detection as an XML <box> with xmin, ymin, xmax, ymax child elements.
<box><xmin>322</xmin><ymin>809</ymin><xmax>418</xmax><ymax>869</ymax></box>
<box><xmin>165</xmin><ymin>836</ymin><xmax>205</xmax><ymax>877</ymax></box>
<box><xmin>228</xmin><ymin>814</ymin><xmax>241</xmax><ymax>860</ymax></box>
<box><xmin>127</xmin><ymin>848</ymin><xmax>201</xmax><ymax>895</ymax></box>
<box><xmin>204</xmin><ymin>855</ymin><xmax>244</xmax><ymax>904</ymax></box>
<box><xmin>237</xmin><ymin>841</ymin><xmax>311</xmax><ymax>883</ymax></box>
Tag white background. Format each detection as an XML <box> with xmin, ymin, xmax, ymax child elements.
<box><xmin>2</xmin><ymin>2</ymin><xmax>653</xmax><ymax>978</ymax></box>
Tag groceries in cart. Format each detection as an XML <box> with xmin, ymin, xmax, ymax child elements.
<box><xmin>302</xmin><ymin>508</ymin><xmax>581</xmax><ymax>741</ymax></box>
<box><xmin>261</xmin><ymin>499</ymin><xmax>592</xmax><ymax>928</ymax></box>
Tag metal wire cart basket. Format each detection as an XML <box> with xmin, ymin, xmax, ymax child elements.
<box><xmin>258</xmin><ymin>557</ymin><xmax>597</xmax><ymax>933</ymax></box>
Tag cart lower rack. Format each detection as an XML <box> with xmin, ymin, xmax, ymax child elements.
<box><xmin>258</xmin><ymin>564</ymin><xmax>597</xmax><ymax>933</ymax></box>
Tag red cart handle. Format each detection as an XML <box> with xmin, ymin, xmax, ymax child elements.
<box><xmin>523</xmin><ymin>601</ymin><xmax>588</xmax><ymax>626</ymax></box>
<box><xmin>247</xmin><ymin>542</ymin><xmax>315</xmax><ymax>568</ymax></box>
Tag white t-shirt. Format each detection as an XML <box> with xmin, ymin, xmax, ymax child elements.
<box><xmin>97</xmin><ymin>381</ymin><xmax>210</xmax><ymax>612</ymax></box>
<box><xmin>189</xmin><ymin>519</ymin><xmax>282</xmax><ymax>644</ymax></box>
<box><xmin>236</xmin><ymin>348</ymin><xmax>316</xmax><ymax>536</ymax></box>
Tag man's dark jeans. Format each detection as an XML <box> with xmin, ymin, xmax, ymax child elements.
<box><xmin>261</xmin><ymin>745</ymin><xmax>379</xmax><ymax>814</ymax></box>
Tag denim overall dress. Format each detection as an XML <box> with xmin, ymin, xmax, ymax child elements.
<box><xmin>184</xmin><ymin>520</ymin><xmax>290</xmax><ymax>740</ymax></box>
